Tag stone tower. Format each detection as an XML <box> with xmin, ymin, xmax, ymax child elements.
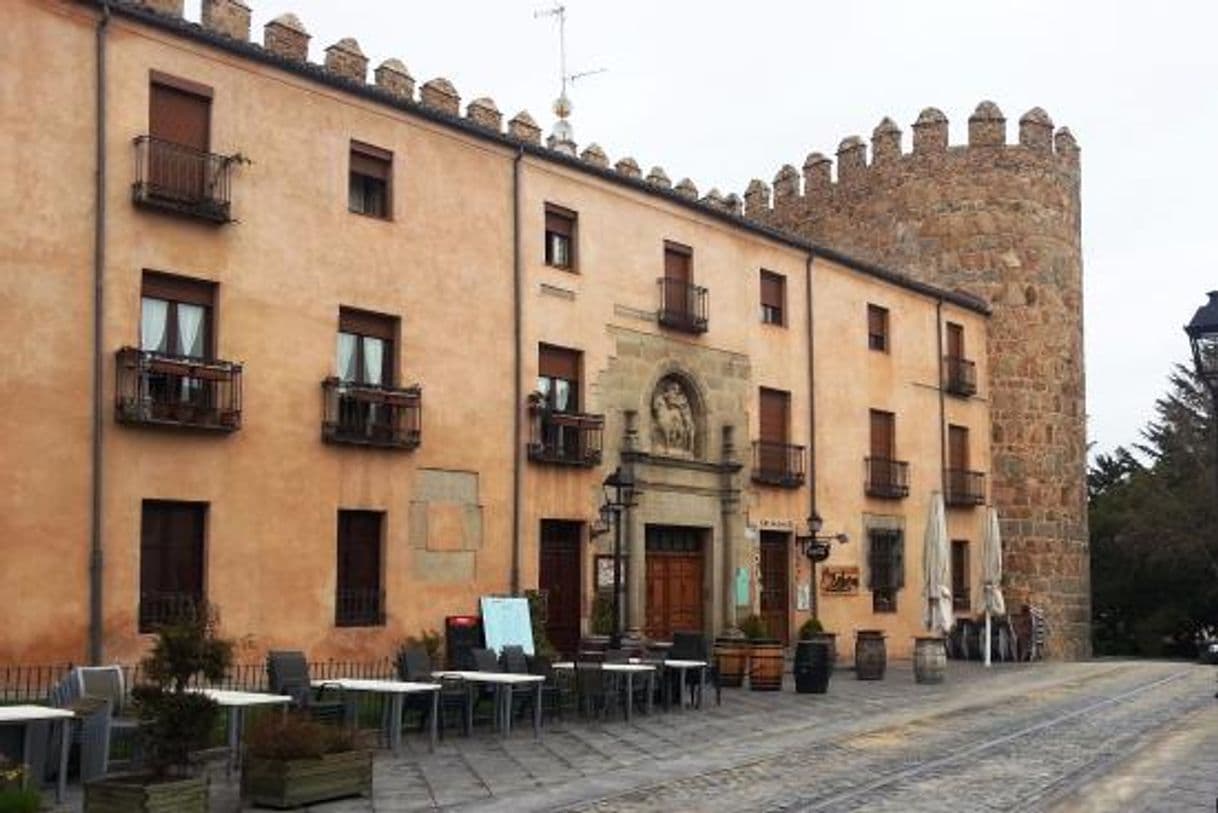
<box><xmin>744</xmin><ymin>101</ymin><xmax>1088</xmax><ymax>658</ymax></box>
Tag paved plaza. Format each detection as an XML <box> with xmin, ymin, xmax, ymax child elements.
<box><xmin>51</xmin><ymin>659</ymin><xmax>1218</xmax><ymax>812</ymax></box>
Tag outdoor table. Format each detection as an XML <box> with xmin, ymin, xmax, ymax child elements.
<box><xmin>310</xmin><ymin>679</ymin><xmax>440</xmax><ymax>755</ymax></box>
<box><xmin>191</xmin><ymin>688</ymin><xmax>293</xmax><ymax>776</ymax></box>
<box><xmin>431</xmin><ymin>671</ymin><xmax>545</xmax><ymax>738</ymax></box>
<box><xmin>632</xmin><ymin>658</ymin><xmax>708</xmax><ymax>710</ymax></box>
<box><xmin>552</xmin><ymin>662</ymin><xmax>657</xmax><ymax>720</ymax></box>
<box><xmin>0</xmin><ymin>705</ymin><xmax>73</xmax><ymax>803</ymax></box>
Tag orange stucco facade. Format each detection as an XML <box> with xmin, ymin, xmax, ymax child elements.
<box><xmin>0</xmin><ymin>0</ymin><xmax>992</xmax><ymax>666</ymax></box>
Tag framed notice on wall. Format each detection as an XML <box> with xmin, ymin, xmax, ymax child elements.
<box><xmin>820</xmin><ymin>566</ymin><xmax>860</xmax><ymax>596</ymax></box>
<box><xmin>595</xmin><ymin>555</ymin><xmax>629</xmax><ymax>591</ymax></box>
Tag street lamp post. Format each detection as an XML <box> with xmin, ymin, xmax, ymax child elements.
<box><xmin>602</xmin><ymin>466</ymin><xmax>635</xmax><ymax>649</ymax></box>
<box><xmin>794</xmin><ymin>512</ymin><xmax>849</xmax><ymax>620</ymax></box>
<box><xmin>1185</xmin><ymin>291</ymin><xmax>1218</xmax><ymax>514</ymax></box>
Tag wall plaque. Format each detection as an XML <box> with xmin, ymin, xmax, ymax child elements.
<box><xmin>820</xmin><ymin>566</ymin><xmax>860</xmax><ymax>596</ymax></box>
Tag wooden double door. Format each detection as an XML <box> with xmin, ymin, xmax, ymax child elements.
<box><xmin>644</xmin><ymin>526</ymin><xmax>705</xmax><ymax>641</ymax></box>
<box><xmin>759</xmin><ymin>531</ymin><xmax>791</xmax><ymax>644</ymax></box>
<box><xmin>539</xmin><ymin>520</ymin><xmax>582</xmax><ymax>657</ymax></box>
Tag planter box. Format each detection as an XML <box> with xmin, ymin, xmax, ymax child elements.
<box><xmin>242</xmin><ymin>750</ymin><xmax>372</xmax><ymax>809</ymax></box>
<box><xmin>84</xmin><ymin>774</ymin><xmax>207</xmax><ymax>813</ymax></box>
<box><xmin>748</xmin><ymin>640</ymin><xmax>784</xmax><ymax>691</ymax></box>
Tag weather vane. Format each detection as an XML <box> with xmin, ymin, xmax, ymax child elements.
<box><xmin>534</xmin><ymin>4</ymin><xmax>606</xmax><ymax>152</ymax></box>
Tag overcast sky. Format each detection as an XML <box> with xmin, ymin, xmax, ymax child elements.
<box><xmin>185</xmin><ymin>0</ymin><xmax>1217</xmax><ymax>457</ymax></box>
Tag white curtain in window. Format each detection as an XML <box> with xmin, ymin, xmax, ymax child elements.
<box><xmin>337</xmin><ymin>332</ymin><xmax>358</xmax><ymax>381</ymax></box>
<box><xmin>140</xmin><ymin>297</ymin><xmax>169</xmax><ymax>353</ymax></box>
<box><xmin>177</xmin><ymin>303</ymin><xmax>205</xmax><ymax>358</ymax></box>
<box><xmin>554</xmin><ymin>379</ymin><xmax>570</xmax><ymax>411</ymax></box>
<box><xmin>362</xmin><ymin>337</ymin><xmax>384</xmax><ymax>386</ymax></box>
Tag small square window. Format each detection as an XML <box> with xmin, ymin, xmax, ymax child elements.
<box><xmin>868</xmin><ymin>304</ymin><xmax>889</xmax><ymax>352</ymax></box>
<box><xmin>545</xmin><ymin>205</ymin><xmax>576</xmax><ymax>270</ymax></box>
<box><xmin>760</xmin><ymin>270</ymin><xmax>785</xmax><ymax>326</ymax></box>
<box><xmin>349</xmin><ymin>141</ymin><xmax>392</xmax><ymax>219</ymax></box>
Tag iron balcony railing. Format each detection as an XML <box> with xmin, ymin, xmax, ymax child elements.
<box><xmin>115</xmin><ymin>347</ymin><xmax>242</xmax><ymax>432</ymax></box>
<box><xmin>944</xmin><ymin>355</ymin><xmax>978</xmax><ymax>397</ymax></box>
<box><xmin>865</xmin><ymin>456</ymin><xmax>911</xmax><ymax>499</ymax></box>
<box><xmin>527</xmin><ymin>401</ymin><xmax>604</xmax><ymax>467</ymax></box>
<box><xmin>657</xmin><ymin>277</ymin><xmax>709</xmax><ymax>334</ymax></box>
<box><xmin>751</xmin><ymin>440</ymin><xmax>807</xmax><ymax>487</ymax></box>
<box><xmin>945</xmin><ymin>468</ymin><xmax>987</xmax><ymax>507</ymax></box>
<box><xmin>953</xmin><ymin>589</ymin><xmax>972</xmax><ymax>611</ymax></box>
<box><xmin>138</xmin><ymin>591</ymin><xmax>203</xmax><ymax>634</ymax></box>
<box><xmin>132</xmin><ymin>135</ymin><xmax>235</xmax><ymax>223</ymax></box>
<box><xmin>322</xmin><ymin>378</ymin><xmax>422</xmax><ymax>450</ymax></box>
<box><xmin>335</xmin><ymin>588</ymin><xmax>386</xmax><ymax>627</ymax></box>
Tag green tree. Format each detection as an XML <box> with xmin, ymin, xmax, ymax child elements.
<box><xmin>1090</xmin><ymin>362</ymin><xmax>1218</xmax><ymax>656</ymax></box>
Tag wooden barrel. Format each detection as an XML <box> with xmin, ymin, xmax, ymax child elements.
<box><xmin>810</xmin><ymin>632</ymin><xmax>837</xmax><ymax>668</ymax></box>
<box><xmin>913</xmin><ymin>636</ymin><xmax>947</xmax><ymax>684</ymax></box>
<box><xmin>854</xmin><ymin>630</ymin><xmax>887</xmax><ymax>680</ymax></box>
<box><xmin>713</xmin><ymin>637</ymin><xmax>748</xmax><ymax>687</ymax></box>
<box><xmin>793</xmin><ymin>640</ymin><xmax>832</xmax><ymax>694</ymax></box>
<box><xmin>749</xmin><ymin>641</ymin><xmax>784</xmax><ymax>691</ymax></box>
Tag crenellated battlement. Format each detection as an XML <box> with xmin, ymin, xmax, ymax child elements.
<box><xmin>740</xmin><ymin>102</ymin><xmax>1080</xmax><ymax>220</ymax></box>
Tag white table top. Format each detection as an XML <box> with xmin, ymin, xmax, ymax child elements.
<box><xmin>190</xmin><ymin>688</ymin><xmax>294</xmax><ymax>707</ymax></box>
<box><xmin>0</xmin><ymin>705</ymin><xmax>75</xmax><ymax>722</ymax></box>
<box><xmin>552</xmin><ymin>662</ymin><xmax>656</xmax><ymax>673</ymax></box>
<box><xmin>311</xmin><ymin>678</ymin><xmax>439</xmax><ymax>694</ymax></box>
<box><xmin>630</xmin><ymin>658</ymin><xmax>708</xmax><ymax>669</ymax></box>
<box><xmin>432</xmin><ymin>670</ymin><xmax>545</xmax><ymax>685</ymax></box>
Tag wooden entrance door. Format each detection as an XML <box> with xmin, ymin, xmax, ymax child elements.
<box><xmin>539</xmin><ymin>520</ymin><xmax>582</xmax><ymax>657</ymax></box>
<box><xmin>759</xmin><ymin>532</ymin><xmax>790</xmax><ymax>644</ymax></box>
<box><xmin>644</xmin><ymin>526</ymin><xmax>704</xmax><ymax>641</ymax></box>
<box><xmin>149</xmin><ymin>80</ymin><xmax>211</xmax><ymax>200</ymax></box>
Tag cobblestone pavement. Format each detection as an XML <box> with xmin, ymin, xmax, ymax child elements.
<box><xmin>49</xmin><ymin>660</ymin><xmax>1218</xmax><ymax>811</ymax></box>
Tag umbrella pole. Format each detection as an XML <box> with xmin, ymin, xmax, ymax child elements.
<box><xmin>985</xmin><ymin>610</ymin><xmax>992</xmax><ymax>667</ymax></box>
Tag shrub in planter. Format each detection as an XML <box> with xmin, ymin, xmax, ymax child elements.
<box><xmin>0</xmin><ymin>756</ymin><xmax>40</xmax><ymax>813</ymax></box>
<box><xmin>241</xmin><ymin>713</ymin><xmax>371</xmax><ymax>809</ymax></box>
<box><xmin>738</xmin><ymin>615</ymin><xmax>783</xmax><ymax>691</ymax></box>
<box><xmin>85</xmin><ymin>602</ymin><xmax>233</xmax><ymax>813</ymax></box>
<box><xmin>797</xmin><ymin>618</ymin><xmax>823</xmax><ymax>639</ymax></box>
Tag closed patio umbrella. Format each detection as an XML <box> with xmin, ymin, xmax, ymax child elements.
<box><xmin>983</xmin><ymin>506</ymin><xmax>1006</xmax><ymax>667</ymax></box>
<box><xmin>922</xmin><ymin>491</ymin><xmax>954</xmax><ymax>636</ymax></box>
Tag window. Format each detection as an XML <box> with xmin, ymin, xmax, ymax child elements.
<box><xmin>537</xmin><ymin>344</ymin><xmax>581</xmax><ymax>412</ymax></box>
<box><xmin>336</xmin><ymin>510</ymin><xmax>384</xmax><ymax>627</ymax></box>
<box><xmin>867</xmin><ymin>530</ymin><xmax>903</xmax><ymax>613</ymax></box>
<box><xmin>664</xmin><ymin>242</ymin><xmax>692</xmax><ymax>286</ymax></box>
<box><xmin>337</xmin><ymin>307</ymin><xmax>396</xmax><ymax>386</ymax></box>
<box><xmin>544</xmin><ymin>205</ymin><xmax>576</xmax><ymax>269</ymax></box>
<box><xmin>952</xmin><ymin>540</ymin><xmax>971</xmax><ymax>611</ymax></box>
<box><xmin>141</xmin><ymin>272</ymin><xmax>215</xmax><ymax>359</ymax></box>
<box><xmin>758</xmin><ymin>388</ymin><xmax>790</xmax><ymax>445</ymax></box>
<box><xmin>948</xmin><ymin>424</ymin><xmax>969</xmax><ymax>471</ymax></box>
<box><xmin>760</xmin><ymin>270</ymin><xmax>785</xmax><ymax>326</ymax></box>
<box><xmin>946</xmin><ymin>321</ymin><xmax>965</xmax><ymax>360</ymax></box>
<box><xmin>348</xmin><ymin>141</ymin><xmax>392</xmax><ymax>218</ymax></box>
<box><xmin>148</xmin><ymin>74</ymin><xmax>211</xmax><ymax>200</ymax></box>
<box><xmin>139</xmin><ymin>500</ymin><xmax>206</xmax><ymax>633</ymax></box>
<box><xmin>870</xmin><ymin>409</ymin><xmax>895</xmax><ymax>460</ymax></box>
<box><xmin>867</xmin><ymin>304</ymin><xmax>889</xmax><ymax>352</ymax></box>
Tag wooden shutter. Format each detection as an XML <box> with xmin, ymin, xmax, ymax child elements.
<box><xmin>870</xmin><ymin>410</ymin><xmax>895</xmax><ymax>459</ymax></box>
<box><xmin>142</xmin><ymin>271</ymin><xmax>215</xmax><ymax>307</ymax></box>
<box><xmin>538</xmin><ymin>344</ymin><xmax>581</xmax><ymax>381</ymax></box>
<box><xmin>946</xmin><ymin>322</ymin><xmax>964</xmax><ymax>359</ymax></box>
<box><xmin>150</xmin><ymin>81</ymin><xmax>210</xmax><ymax>151</ymax></box>
<box><xmin>664</xmin><ymin>243</ymin><xmax>691</xmax><ymax>284</ymax></box>
<box><xmin>140</xmin><ymin>501</ymin><xmax>205</xmax><ymax>595</ymax></box>
<box><xmin>350</xmin><ymin>141</ymin><xmax>392</xmax><ymax>180</ymax></box>
<box><xmin>545</xmin><ymin>207</ymin><xmax>574</xmax><ymax>237</ymax></box>
<box><xmin>339</xmin><ymin>307</ymin><xmax>396</xmax><ymax>341</ymax></box>
<box><xmin>868</xmin><ymin>305</ymin><xmax>888</xmax><ymax>349</ymax></box>
<box><xmin>758</xmin><ymin>388</ymin><xmax>789</xmax><ymax>443</ymax></box>
<box><xmin>760</xmin><ymin>271</ymin><xmax>784</xmax><ymax>309</ymax></box>
<box><xmin>338</xmin><ymin>511</ymin><xmax>382</xmax><ymax>592</ymax></box>
<box><xmin>949</xmin><ymin>425</ymin><xmax>969</xmax><ymax>470</ymax></box>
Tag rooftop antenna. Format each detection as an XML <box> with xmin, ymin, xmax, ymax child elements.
<box><xmin>534</xmin><ymin>4</ymin><xmax>606</xmax><ymax>154</ymax></box>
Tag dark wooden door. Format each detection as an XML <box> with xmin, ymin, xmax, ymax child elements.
<box><xmin>758</xmin><ymin>388</ymin><xmax>790</xmax><ymax>474</ymax></box>
<box><xmin>149</xmin><ymin>81</ymin><xmax>210</xmax><ymax>199</ymax></box>
<box><xmin>759</xmin><ymin>532</ymin><xmax>790</xmax><ymax>644</ymax></box>
<box><xmin>946</xmin><ymin>322</ymin><xmax>964</xmax><ymax>359</ymax></box>
<box><xmin>539</xmin><ymin>520</ymin><xmax>582</xmax><ymax>657</ymax></box>
<box><xmin>949</xmin><ymin>425</ymin><xmax>969</xmax><ymax>470</ymax></box>
<box><xmin>644</xmin><ymin>527</ymin><xmax>704</xmax><ymax>641</ymax></box>
<box><xmin>870</xmin><ymin>410</ymin><xmax>895</xmax><ymax>459</ymax></box>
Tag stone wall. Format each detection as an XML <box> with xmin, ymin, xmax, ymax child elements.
<box><xmin>743</xmin><ymin>102</ymin><xmax>1089</xmax><ymax>658</ymax></box>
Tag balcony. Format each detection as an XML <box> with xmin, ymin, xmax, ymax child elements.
<box><xmin>944</xmin><ymin>355</ymin><xmax>977</xmax><ymax>397</ymax></box>
<box><xmin>322</xmin><ymin>378</ymin><xmax>421</xmax><ymax>450</ymax></box>
<box><xmin>138</xmin><ymin>591</ymin><xmax>202</xmax><ymax>634</ymax></box>
<box><xmin>751</xmin><ymin>440</ymin><xmax>807</xmax><ymax>488</ymax></box>
<box><xmin>527</xmin><ymin>398</ymin><xmax>604</xmax><ymax>467</ymax></box>
<box><xmin>132</xmin><ymin>135</ymin><xmax>236</xmax><ymax>224</ymax></box>
<box><xmin>115</xmin><ymin>347</ymin><xmax>242</xmax><ymax>432</ymax></box>
<box><xmin>657</xmin><ymin>277</ymin><xmax>709</xmax><ymax>334</ymax></box>
<box><xmin>865</xmin><ymin>456</ymin><xmax>910</xmax><ymax>499</ymax></box>
<box><xmin>335</xmin><ymin>588</ymin><xmax>385</xmax><ymax>627</ymax></box>
<box><xmin>945</xmin><ymin>468</ymin><xmax>986</xmax><ymax>507</ymax></box>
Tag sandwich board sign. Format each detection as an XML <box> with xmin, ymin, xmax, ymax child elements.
<box><xmin>479</xmin><ymin>596</ymin><xmax>535</xmax><ymax>656</ymax></box>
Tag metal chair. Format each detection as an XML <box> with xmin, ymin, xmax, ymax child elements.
<box><xmin>529</xmin><ymin>655</ymin><xmax>573</xmax><ymax>721</ymax></box>
<box><xmin>669</xmin><ymin>631</ymin><xmax>720</xmax><ymax>707</ymax></box>
<box><xmin>266</xmin><ymin>651</ymin><xmax>348</xmax><ymax>725</ymax></box>
<box><xmin>397</xmin><ymin>646</ymin><xmax>468</xmax><ymax>738</ymax></box>
<box><xmin>575</xmin><ymin>662</ymin><xmax>620</xmax><ymax>721</ymax></box>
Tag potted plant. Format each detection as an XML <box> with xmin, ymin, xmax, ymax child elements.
<box><xmin>739</xmin><ymin>614</ymin><xmax>782</xmax><ymax>691</ymax></box>
<box><xmin>0</xmin><ymin>754</ymin><xmax>40</xmax><ymax>813</ymax></box>
<box><xmin>794</xmin><ymin>619</ymin><xmax>833</xmax><ymax>694</ymax></box>
<box><xmin>84</xmin><ymin>603</ymin><xmax>233</xmax><ymax>812</ymax></box>
<box><xmin>798</xmin><ymin>617</ymin><xmax>838</xmax><ymax>666</ymax></box>
<box><xmin>240</xmin><ymin>713</ymin><xmax>370</xmax><ymax>809</ymax></box>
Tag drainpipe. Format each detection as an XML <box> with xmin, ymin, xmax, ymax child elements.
<box><xmin>804</xmin><ymin>253</ymin><xmax>817</xmax><ymax>619</ymax></box>
<box><xmin>936</xmin><ymin>300</ymin><xmax>947</xmax><ymax>496</ymax></box>
<box><xmin>89</xmin><ymin>1</ymin><xmax>111</xmax><ymax>665</ymax></box>
<box><xmin>510</xmin><ymin>146</ymin><xmax>524</xmax><ymax>595</ymax></box>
